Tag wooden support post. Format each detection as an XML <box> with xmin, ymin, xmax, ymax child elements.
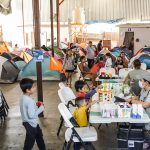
<box><xmin>50</xmin><ymin>0</ymin><xmax>54</xmax><ymax>57</ymax></box>
<box><xmin>32</xmin><ymin>0</ymin><xmax>43</xmax><ymax>117</ymax></box>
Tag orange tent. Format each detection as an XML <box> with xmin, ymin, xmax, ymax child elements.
<box><xmin>49</xmin><ymin>57</ymin><xmax>64</xmax><ymax>73</ymax></box>
<box><xmin>79</xmin><ymin>43</ymin><xmax>87</xmax><ymax>49</ymax></box>
<box><xmin>0</xmin><ymin>42</ymin><xmax>11</xmax><ymax>54</ymax></box>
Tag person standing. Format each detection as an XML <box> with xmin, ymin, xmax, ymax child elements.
<box><xmin>97</xmin><ymin>40</ymin><xmax>103</xmax><ymax>52</ymax></box>
<box><xmin>19</xmin><ymin>78</ymin><xmax>46</xmax><ymax>150</ymax></box>
<box><xmin>63</xmin><ymin>49</ymin><xmax>75</xmax><ymax>87</ymax></box>
<box><xmin>85</xmin><ymin>41</ymin><xmax>95</xmax><ymax>69</ymax></box>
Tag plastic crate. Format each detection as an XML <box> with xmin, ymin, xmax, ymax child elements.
<box><xmin>117</xmin><ymin>125</ymin><xmax>144</xmax><ymax>140</ymax></box>
<box><xmin>117</xmin><ymin>138</ymin><xmax>144</xmax><ymax>150</ymax></box>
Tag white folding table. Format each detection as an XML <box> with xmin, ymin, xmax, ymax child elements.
<box><xmin>90</xmin><ymin>103</ymin><xmax>150</xmax><ymax>124</ymax></box>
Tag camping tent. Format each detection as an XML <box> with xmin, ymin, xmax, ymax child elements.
<box><xmin>0</xmin><ymin>42</ymin><xmax>12</xmax><ymax>54</ymax></box>
<box><xmin>129</xmin><ymin>52</ymin><xmax>150</xmax><ymax>69</ymax></box>
<box><xmin>1</xmin><ymin>52</ymin><xmax>27</xmax><ymax>71</ymax></box>
<box><xmin>135</xmin><ymin>47</ymin><xmax>150</xmax><ymax>56</ymax></box>
<box><xmin>111</xmin><ymin>47</ymin><xmax>131</xmax><ymax>59</ymax></box>
<box><xmin>11</xmin><ymin>51</ymin><xmax>33</xmax><ymax>63</ymax></box>
<box><xmin>0</xmin><ymin>56</ymin><xmax>19</xmax><ymax>83</ymax></box>
<box><xmin>18</xmin><ymin>57</ymin><xmax>60</xmax><ymax>80</ymax></box>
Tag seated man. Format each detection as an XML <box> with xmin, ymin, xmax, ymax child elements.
<box><xmin>124</xmin><ymin>59</ymin><xmax>149</xmax><ymax>96</ymax></box>
<box><xmin>78</xmin><ymin>56</ymin><xmax>97</xmax><ymax>86</ymax></box>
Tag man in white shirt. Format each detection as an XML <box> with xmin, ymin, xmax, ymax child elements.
<box><xmin>85</xmin><ymin>41</ymin><xmax>95</xmax><ymax>69</ymax></box>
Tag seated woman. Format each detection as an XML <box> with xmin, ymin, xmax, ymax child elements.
<box><xmin>115</xmin><ymin>56</ymin><xmax>124</xmax><ymax>74</ymax></box>
<box><xmin>120</xmin><ymin>51</ymin><xmax>129</xmax><ymax>68</ymax></box>
<box><xmin>126</xmin><ymin>73</ymin><xmax>150</xmax><ymax>147</ymax></box>
<box><xmin>78</xmin><ymin>56</ymin><xmax>97</xmax><ymax>86</ymax></box>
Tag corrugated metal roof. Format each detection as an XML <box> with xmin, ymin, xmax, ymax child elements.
<box><xmin>13</xmin><ymin>0</ymin><xmax>150</xmax><ymax>23</ymax></box>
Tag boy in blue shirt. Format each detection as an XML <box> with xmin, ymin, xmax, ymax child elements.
<box><xmin>20</xmin><ymin>78</ymin><xmax>46</xmax><ymax>150</ymax></box>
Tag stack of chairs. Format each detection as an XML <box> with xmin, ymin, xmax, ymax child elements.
<box><xmin>0</xmin><ymin>90</ymin><xmax>9</xmax><ymax>122</ymax></box>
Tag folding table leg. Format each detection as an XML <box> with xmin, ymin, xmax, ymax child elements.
<box><xmin>98</xmin><ymin>124</ymin><xmax>102</xmax><ymax>129</ymax></box>
<box><xmin>98</xmin><ymin>123</ymin><xmax>109</xmax><ymax>129</ymax></box>
<box><xmin>57</xmin><ymin>116</ymin><xmax>64</xmax><ymax>136</ymax></box>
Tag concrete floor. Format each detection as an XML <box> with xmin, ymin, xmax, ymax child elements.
<box><xmin>0</xmin><ymin>80</ymin><xmax>118</xmax><ymax>150</ymax></box>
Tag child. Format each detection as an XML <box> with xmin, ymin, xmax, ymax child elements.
<box><xmin>74</xmin><ymin>80</ymin><xmax>102</xmax><ymax>100</ymax></box>
<box><xmin>105</xmin><ymin>53</ymin><xmax>113</xmax><ymax>68</ymax></box>
<box><xmin>73</xmin><ymin>96</ymin><xmax>98</xmax><ymax>150</ymax></box>
<box><xmin>19</xmin><ymin>78</ymin><xmax>46</xmax><ymax>150</ymax></box>
<box><xmin>73</xmin><ymin>97</ymin><xmax>97</xmax><ymax>127</ymax></box>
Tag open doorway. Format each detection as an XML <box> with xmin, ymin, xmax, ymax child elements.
<box><xmin>123</xmin><ymin>31</ymin><xmax>134</xmax><ymax>57</ymax></box>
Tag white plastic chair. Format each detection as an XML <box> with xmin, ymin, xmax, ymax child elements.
<box><xmin>119</xmin><ymin>68</ymin><xmax>133</xmax><ymax>79</ymax></box>
<box><xmin>99</xmin><ymin>68</ymin><xmax>116</xmax><ymax>76</ymax></box>
<box><xmin>57</xmin><ymin>87</ymin><xmax>76</xmax><ymax>136</ymax></box>
<box><xmin>58</xmin><ymin>82</ymin><xmax>66</xmax><ymax>89</ymax></box>
<box><xmin>58</xmin><ymin>103</ymin><xmax>97</xmax><ymax>150</ymax></box>
<box><xmin>147</xmin><ymin>69</ymin><xmax>150</xmax><ymax>73</ymax></box>
<box><xmin>58</xmin><ymin>87</ymin><xmax>76</xmax><ymax>106</ymax></box>
<box><xmin>141</xmin><ymin>63</ymin><xmax>147</xmax><ymax>70</ymax></box>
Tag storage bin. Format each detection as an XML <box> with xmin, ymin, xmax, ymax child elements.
<box><xmin>117</xmin><ymin>138</ymin><xmax>144</xmax><ymax>150</ymax></box>
<box><xmin>117</xmin><ymin>125</ymin><xmax>144</xmax><ymax>140</ymax></box>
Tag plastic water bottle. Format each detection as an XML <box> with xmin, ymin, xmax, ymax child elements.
<box><xmin>137</xmin><ymin>104</ymin><xmax>143</xmax><ymax>118</ymax></box>
<box><xmin>132</xmin><ymin>104</ymin><xmax>138</xmax><ymax>118</ymax></box>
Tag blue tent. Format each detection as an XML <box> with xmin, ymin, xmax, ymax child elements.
<box><xmin>111</xmin><ymin>47</ymin><xmax>131</xmax><ymax>59</ymax></box>
<box><xmin>138</xmin><ymin>54</ymin><xmax>150</xmax><ymax>69</ymax></box>
<box><xmin>18</xmin><ymin>57</ymin><xmax>60</xmax><ymax>79</ymax></box>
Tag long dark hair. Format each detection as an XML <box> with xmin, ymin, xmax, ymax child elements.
<box><xmin>65</xmin><ymin>49</ymin><xmax>72</xmax><ymax>60</ymax></box>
